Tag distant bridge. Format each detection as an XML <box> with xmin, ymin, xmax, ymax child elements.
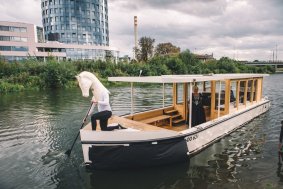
<box><xmin>243</xmin><ymin>61</ymin><xmax>283</xmax><ymax>72</ymax></box>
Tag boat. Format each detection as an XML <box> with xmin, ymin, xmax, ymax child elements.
<box><xmin>79</xmin><ymin>73</ymin><xmax>271</xmax><ymax>169</ymax></box>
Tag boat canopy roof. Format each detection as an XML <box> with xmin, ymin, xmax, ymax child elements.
<box><xmin>108</xmin><ymin>74</ymin><xmax>269</xmax><ymax>83</ymax></box>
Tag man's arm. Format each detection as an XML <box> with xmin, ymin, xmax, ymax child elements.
<box><xmin>87</xmin><ymin>96</ymin><xmax>97</xmax><ymax>117</ymax></box>
<box><xmin>97</xmin><ymin>92</ymin><xmax>109</xmax><ymax>106</ymax></box>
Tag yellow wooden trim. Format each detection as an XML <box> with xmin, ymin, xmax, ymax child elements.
<box><xmin>250</xmin><ymin>80</ymin><xmax>254</xmax><ymax>103</ymax></box>
<box><xmin>258</xmin><ymin>78</ymin><xmax>263</xmax><ymax>101</ymax></box>
<box><xmin>236</xmin><ymin>81</ymin><xmax>240</xmax><ymax>110</ymax></box>
<box><xmin>173</xmin><ymin>83</ymin><xmax>177</xmax><ymax>106</ymax></box>
<box><xmin>184</xmin><ymin>83</ymin><xmax>188</xmax><ymax>121</ymax></box>
<box><xmin>224</xmin><ymin>79</ymin><xmax>231</xmax><ymax>115</ymax></box>
<box><xmin>244</xmin><ymin>80</ymin><xmax>248</xmax><ymax>106</ymax></box>
<box><xmin>254</xmin><ymin>79</ymin><xmax>258</xmax><ymax>102</ymax></box>
<box><xmin>182</xmin><ymin>83</ymin><xmax>187</xmax><ymax>119</ymax></box>
<box><xmin>210</xmin><ymin>81</ymin><xmax>216</xmax><ymax>120</ymax></box>
<box><xmin>261</xmin><ymin>78</ymin><xmax>263</xmax><ymax>100</ymax></box>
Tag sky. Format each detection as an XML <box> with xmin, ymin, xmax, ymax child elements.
<box><xmin>1</xmin><ymin>0</ymin><xmax>282</xmax><ymax>61</ymax></box>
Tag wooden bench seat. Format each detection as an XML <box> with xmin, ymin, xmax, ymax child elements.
<box><xmin>140</xmin><ymin>115</ymin><xmax>172</xmax><ymax>128</ymax></box>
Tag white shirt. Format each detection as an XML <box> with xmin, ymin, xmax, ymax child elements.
<box><xmin>97</xmin><ymin>90</ymin><xmax>112</xmax><ymax>112</ymax></box>
<box><xmin>88</xmin><ymin>91</ymin><xmax>112</xmax><ymax>115</ymax></box>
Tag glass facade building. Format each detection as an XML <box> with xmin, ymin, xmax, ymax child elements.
<box><xmin>1</xmin><ymin>0</ymin><xmax>118</xmax><ymax>62</ymax></box>
<box><xmin>0</xmin><ymin>21</ymin><xmax>118</xmax><ymax>62</ymax></box>
<box><xmin>41</xmin><ymin>0</ymin><xmax>109</xmax><ymax>46</ymax></box>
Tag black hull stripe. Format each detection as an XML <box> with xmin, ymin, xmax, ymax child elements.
<box><xmin>86</xmin><ymin>139</ymin><xmax>189</xmax><ymax>170</ymax></box>
<box><xmin>81</xmin><ymin>100</ymin><xmax>270</xmax><ymax>145</ymax></box>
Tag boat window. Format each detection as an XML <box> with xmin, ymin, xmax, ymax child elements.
<box><xmin>239</xmin><ymin>80</ymin><xmax>246</xmax><ymax>106</ymax></box>
<box><xmin>201</xmin><ymin>81</ymin><xmax>211</xmax><ymax>121</ymax></box>
<box><xmin>253</xmin><ymin>80</ymin><xmax>257</xmax><ymax>101</ymax></box>
<box><xmin>230</xmin><ymin>81</ymin><xmax>236</xmax><ymax>103</ymax></box>
<box><xmin>203</xmin><ymin>81</ymin><xmax>210</xmax><ymax>92</ymax></box>
<box><xmin>201</xmin><ymin>81</ymin><xmax>211</xmax><ymax>107</ymax></box>
<box><xmin>248</xmin><ymin>80</ymin><xmax>253</xmax><ymax>102</ymax></box>
<box><xmin>176</xmin><ymin>83</ymin><xmax>184</xmax><ymax>104</ymax></box>
<box><xmin>215</xmin><ymin>81</ymin><xmax>226</xmax><ymax>111</ymax></box>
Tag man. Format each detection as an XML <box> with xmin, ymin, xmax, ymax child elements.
<box><xmin>89</xmin><ymin>91</ymin><xmax>124</xmax><ymax>131</ymax></box>
<box><xmin>188</xmin><ymin>85</ymin><xmax>206</xmax><ymax>127</ymax></box>
<box><xmin>89</xmin><ymin>90</ymin><xmax>112</xmax><ymax>131</ymax></box>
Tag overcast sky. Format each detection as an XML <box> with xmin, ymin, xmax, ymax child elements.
<box><xmin>1</xmin><ymin>0</ymin><xmax>282</xmax><ymax>61</ymax></box>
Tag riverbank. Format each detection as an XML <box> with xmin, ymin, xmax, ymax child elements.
<box><xmin>0</xmin><ymin>51</ymin><xmax>275</xmax><ymax>93</ymax></box>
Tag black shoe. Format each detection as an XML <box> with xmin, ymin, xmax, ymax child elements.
<box><xmin>118</xmin><ymin>124</ymin><xmax>126</xmax><ymax>129</ymax></box>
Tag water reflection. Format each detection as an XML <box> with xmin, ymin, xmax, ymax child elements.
<box><xmin>277</xmin><ymin>162</ymin><xmax>283</xmax><ymax>182</ymax></box>
<box><xmin>1</xmin><ymin>75</ymin><xmax>283</xmax><ymax>188</ymax></box>
<box><xmin>87</xmin><ymin>162</ymin><xmax>189</xmax><ymax>189</ymax></box>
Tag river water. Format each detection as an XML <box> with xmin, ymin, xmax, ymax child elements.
<box><xmin>0</xmin><ymin>74</ymin><xmax>283</xmax><ymax>189</ymax></box>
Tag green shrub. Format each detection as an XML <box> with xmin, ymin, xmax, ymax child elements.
<box><xmin>0</xmin><ymin>50</ymin><xmax>275</xmax><ymax>93</ymax></box>
<box><xmin>0</xmin><ymin>81</ymin><xmax>24</xmax><ymax>93</ymax></box>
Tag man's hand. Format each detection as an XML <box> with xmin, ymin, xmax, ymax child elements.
<box><xmin>83</xmin><ymin>118</ymin><xmax>87</xmax><ymax>124</ymax></box>
<box><xmin>91</xmin><ymin>96</ymin><xmax>97</xmax><ymax>104</ymax></box>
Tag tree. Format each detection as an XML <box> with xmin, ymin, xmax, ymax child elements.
<box><xmin>135</xmin><ymin>36</ymin><xmax>155</xmax><ymax>62</ymax></box>
<box><xmin>179</xmin><ymin>49</ymin><xmax>200</xmax><ymax>66</ymax></box>
<box><xmin>105</xmin><ymin>50</ymin><xmax>115</xmax><ymax>62</ymax></box>
<box><xmin>165</xmin><ymin>57</ymin><xmax>187</xmax><ymax>74</ymax></box>
<box><xmin>155</xmin><ymin>42</ymin><xmax>180</xmax><ymax>56</ymax></box>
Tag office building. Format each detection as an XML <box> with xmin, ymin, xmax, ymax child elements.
<box><xmin>41</xmin><ymin>0</ymin><xmax>109</xmax><ymax>46</ymax></box>
<box><xmin>0</xmin><ymin>0</ymin><xmax>119</xmax><ymax>62</ymax></box>
<box><xmin>0</xmin><ymin>21</ymin><xmax>118</xmax><ymax>61</ymax></box>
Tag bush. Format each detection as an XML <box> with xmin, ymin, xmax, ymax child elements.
<box><xmin>0</xmin><ymin>81</ymin><xmax>24</xmax><ymax>93</ymax></box>
<box><xmin>40</xmin><ymin>60</ymin><xmax>76</xmax><ymax>88</ymax></box>
<box><xmin>0</xmin><ymin>51</ymin><xmax>275</xmax><ymax>93</ymax></box>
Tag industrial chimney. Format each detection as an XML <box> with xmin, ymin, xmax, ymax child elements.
<box><xmin>134</xmin><ymin>16</ymin><xmax>138</xmax><ymax>59</ymax></box>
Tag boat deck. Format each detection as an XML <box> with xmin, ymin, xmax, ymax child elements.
<box><xmin>83</xmin><ymin>115</ymin><xmax>171</xmax><ymax>131</ymax></box>
<box><xmin>82</xmin><ymin>101</ymin><xmax>256</xmax><ymax>132</ymax></box>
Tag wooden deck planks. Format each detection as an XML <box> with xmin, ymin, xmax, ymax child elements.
<box><xmin>140</xmin><ymin>115</ymin><xmax>172</xmax><ymax>127</ymax></box>
<box><xmin>82</xmin><ymin>115</ymin><xmax>168</xmax><ymax>131</ymax></box>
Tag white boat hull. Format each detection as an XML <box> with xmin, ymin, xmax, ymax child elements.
<box><xmin>80</xmin><ymin>99</ymin><xmax>270</xmax><ymax>169</ymax></box>
<box><xmin>184</xmin><ymin>99</ymin><xmax>271</xmax><ymax>154</ymax></box>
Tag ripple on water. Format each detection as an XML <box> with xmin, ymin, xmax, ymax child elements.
<box><xmin>1</xmin><ymin>76</ymin><xmax>283</xmax><ymax>188</ymax></box>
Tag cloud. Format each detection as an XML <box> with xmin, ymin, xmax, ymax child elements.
<box><xmin>1</xmin><ymin>0</ymin><xmax>282</xmax><ymax>60</ymax></box>
<box><xmin>109</xmin><ymin>0</ymin><xmax>283</xmax><ymax>60</ymax></box>
<box><xmin>110</xmin><ymin>0</ymin><xmax>228</xmax><ymax>17</ymax></box>
<box><xmin>0</xmin><ymin>0</ymin><xmax>41</xmax><ymax>25</ymax></box>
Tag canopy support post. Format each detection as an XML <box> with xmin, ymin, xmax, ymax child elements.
<box><xmin>163</xmin><ymin>83</ymin><xmax>165</xmax><ymax>108</ymax></box>
<box><xmin>131</xmin><ymin>82</ymin><xmax>134</xmax><ymax>115</ymax></box>
<box><xmin>218</xmin><ymin>81</ymin><xmax>222</xmax><ymax>118</ymax></box>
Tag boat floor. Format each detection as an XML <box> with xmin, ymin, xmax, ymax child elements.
<box><xmin>82</xmin><ymin>101</ymin><xmax>263</xmax><ymax>132</ymax></box>
<box><xmin>83</xmin><ymin>115</ymin><xmax>184</xmax><ymax>131</ymax></box>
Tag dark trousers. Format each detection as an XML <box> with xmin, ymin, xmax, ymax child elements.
<box><xmin>91</xmin><ymin>111</ymin><xmax>117</xmax><ymax>131</ymax></box>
